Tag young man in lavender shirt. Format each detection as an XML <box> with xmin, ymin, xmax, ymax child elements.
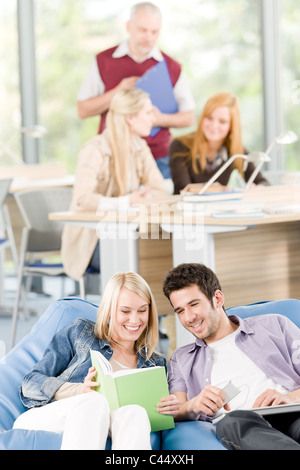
<box><xmin>159</xmin><ymin>263</ymin><xmax>300</xmax><ymax>450</ymax></box>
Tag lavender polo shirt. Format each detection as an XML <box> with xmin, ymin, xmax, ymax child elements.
<box><xmin>168</xmin><ymin>314</ymin><xmax>300</xmax><ymax>421</ymax></box>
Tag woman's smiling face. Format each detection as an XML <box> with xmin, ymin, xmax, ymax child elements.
<box><xmin>112</xmin><ymin>287</ymin><xmax>149</xmax><ymax>346</ymax></box>
<box><xmin>202</xmin><ymin>106</ymin><xmax>231</xmax><ymax>145</ymax></box>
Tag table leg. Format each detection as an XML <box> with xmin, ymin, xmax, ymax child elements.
<box><xmin>98</xmin><ymin>222</ymin><xmax>139</xmax><ymax>291</ymax></box>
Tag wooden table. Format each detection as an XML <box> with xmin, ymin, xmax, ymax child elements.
<box><xmin>0</xmin><ymin>162</ymin><xmax>68</xmax><ymax>180</ymax></box>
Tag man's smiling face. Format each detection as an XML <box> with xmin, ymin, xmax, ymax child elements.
<box><xmin>170</xmin><ymin>284</ymin><xmax>225</xmax><ymax>343</ymax></box>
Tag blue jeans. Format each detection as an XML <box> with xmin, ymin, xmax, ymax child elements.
<box><xmin>155</xmin><ymin>156</ymin><xmax>171</xmax><ymax>179</ymax></box>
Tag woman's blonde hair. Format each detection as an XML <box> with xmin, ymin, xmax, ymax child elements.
<box><xmin>106</xmin><ymin>88</ymin><xmax>150</xmax><ymax>196</ymax></box>
<box><xmin>174</xmin><ymin>92</ymin><xmax>245</xmax><ymax>174</ymax></box>
<box><xmin>94</xmin><ymin>271</ymin><xmax>159</xmax><ymax>361</ymax></box>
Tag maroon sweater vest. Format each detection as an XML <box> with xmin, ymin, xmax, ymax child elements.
<box><xmin>96</xmin><ymin>46</ymin><xmax>181</xmax><ymax>159</ymax></box>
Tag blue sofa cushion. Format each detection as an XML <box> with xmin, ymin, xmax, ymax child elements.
<box><xmin>0</xmin><ymin>429</ymin><xmax>160</xmax><ymax>451</ymax></box>
<box><xmin>227</xmin><ymin>299</ymin><xmax>300</xmax><ymax>327</ymax></box>
<box><xmin>162</xmin><ymin>421</ymin><xmax>226</xmax><ymax>450</ymax></box>
<box><xmin>0</xmin><ymin>298</ymin><xmax>99</xmax><ymax>432</ymax></box>
<box><xmin>0</xmin><ymin>429</ymin><xmax>62</xmax><ymax>451</ymax></box>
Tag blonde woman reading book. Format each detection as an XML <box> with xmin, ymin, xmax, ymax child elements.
<box><xmin>61</xmin><ymin>88</ymin><xmax>167</xmax><ymax>282</ymax></box>
<box><xmin>13</xmin><ymin>272</ymin><xmax>179</xmax><ymax>450</ymax></box>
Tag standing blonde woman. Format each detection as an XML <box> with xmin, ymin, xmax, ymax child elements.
<box><xmin>14</xmin><ymin>271</ymin><xmax>179</xmax><ymax>450</ymax></box>
<box><xmin>61</xmin><ymin>88</ymin><xmax>167</xmax><ymax>282</ymax></box>
<box><xmin>169</xmin><ymin>92</ymin><xmax>269</xmax><ymax>194</ymax></box>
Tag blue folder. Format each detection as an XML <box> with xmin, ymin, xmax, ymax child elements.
<box><xmin>135</xmin><ymin>59</ymin><xmax>178</xmax><ymax>136</ymax></box>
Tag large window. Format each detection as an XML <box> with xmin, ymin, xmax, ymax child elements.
<box><xmin>1</xmin><ymin>0</ymin><xmax>298</xmax><ymax>172</ymax></box>
<box><xmin>281</xmin><ymin>0</ymin><xmax>300</xmax><ymax>170</ymax></box>
<box><xmin>34</xmin><ymin>0</ymin><xmax>263</xmax><ymax>172</ymax></box>
<box><xmin>159</xmin><ymin>0</ymin><xmax>263</xmax><ymax>151</ymax></box>
<box><xmin>0</xmin><ymin>0</ymin><xmax>21</xmax><ymax>165</ymax></box>
<box><xmin>35</xmin><ymin>0</ymin><xmax>126</xmax><ymax>171</ymax></box>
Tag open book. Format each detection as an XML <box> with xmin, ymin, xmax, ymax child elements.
<box><xmin>90</xmin><ymin>350</ymin><xmax>174</xmax><ymax>432</ymax></box>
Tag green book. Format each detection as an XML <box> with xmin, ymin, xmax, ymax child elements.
<box><xmin>90</xmin><ymin>349</ymin><xmax>174</xmax><ymax>432</ymax></box>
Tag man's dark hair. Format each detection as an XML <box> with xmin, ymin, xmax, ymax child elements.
<box><xmin>163</xmin><ymin>263</ymin><xmax>222</xmax><ymax>307</ymax></box>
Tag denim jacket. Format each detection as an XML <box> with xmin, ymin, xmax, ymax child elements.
<box><xmin>20</xmin><ymin>318</ymin><xmax>166</xmax><ymax>409</ymax></box>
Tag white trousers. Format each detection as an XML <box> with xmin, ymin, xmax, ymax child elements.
<box><xmin>13</xmin><ymin>392</ymin><xmax>152</xmax><ymax>450</ymax></box>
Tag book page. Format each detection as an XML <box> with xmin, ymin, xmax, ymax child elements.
<box><xmin>90</xmin><ymin>350</ymin><xmax>112</xmax><ymax>376</ymax></box>
<box><xmin>113</xmin><ymin>366</ymin><xmax>162</xmax><ymax>377</ymax></box>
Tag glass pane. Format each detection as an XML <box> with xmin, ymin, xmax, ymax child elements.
<box><xmin>35</xmin><ymin>0</ymin><xmax>263</xmax><ymax>171</ymax></box>
<box><xmin>0</xmin><ymin>0</ymin><xmax>21</xmax><ymax>165</ymax></box>
<box><xmin>35</xmin><ymin>0</ymin><xmax>127</xmax><ymax>171</ymax></box>
<box><xmin>280</xmin><ymin>0</ymin><xmax>300</xmax><ymax>170</ymax></box>
<box><xmin>161</xmin><ymin>0</ymin><xmax>263</xmax><ymax>153</ymax></box>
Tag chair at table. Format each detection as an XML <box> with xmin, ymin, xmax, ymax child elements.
<box><xmin>10</xmin><ymin>187</ymin><xmax>86</xmax><ymax>348</ymax></box>
<box><xmin>0</xmin><ymin>178</ymin><xmax>18</xmax><ymax>304</ymax></box>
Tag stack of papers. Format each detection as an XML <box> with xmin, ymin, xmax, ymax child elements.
<box><xmin>179</xmin><ymin>196</ymin><xmax>265</xmax><ymax>219</ymax></box>
<box><xmin>263</xmin><ymin>204</ymin><xmax>300</xmax><ymax>215</ymax></box>
<box><xmin>210</xmin><ymin>200</ymin><xmax>265</xmax><ymax>219</ymax></box>
<box><xmin>181</xmin><ymin>190</ymin><xmax>243</xmax><ymax>203</ymax></box>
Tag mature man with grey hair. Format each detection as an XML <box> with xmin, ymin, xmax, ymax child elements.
<box><xmin>77</xmin><ymin>2</ymin><xmax>195</xmax><ymax>178</ymax></box>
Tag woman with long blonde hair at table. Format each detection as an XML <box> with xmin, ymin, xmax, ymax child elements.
<box><xmin>61</xmin><ymin>88</ymin><xmax>167</xmax><ymax>282</ymax></box>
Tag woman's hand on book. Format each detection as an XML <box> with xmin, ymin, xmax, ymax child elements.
<box><xmin>156</xmin><ymin>394</ymin><xmax>180</xmax><ymax>417</ymax></box>
<box><xmin>82</xmin><ymin>366</ymin><xmax>100</xmax><ymax>393</ymax></box>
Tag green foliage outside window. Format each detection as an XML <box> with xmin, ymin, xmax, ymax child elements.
<box><xmin>1</xmin><ymin>0</ymin><xmax>299</xmax><ymax>172</ymax></box>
